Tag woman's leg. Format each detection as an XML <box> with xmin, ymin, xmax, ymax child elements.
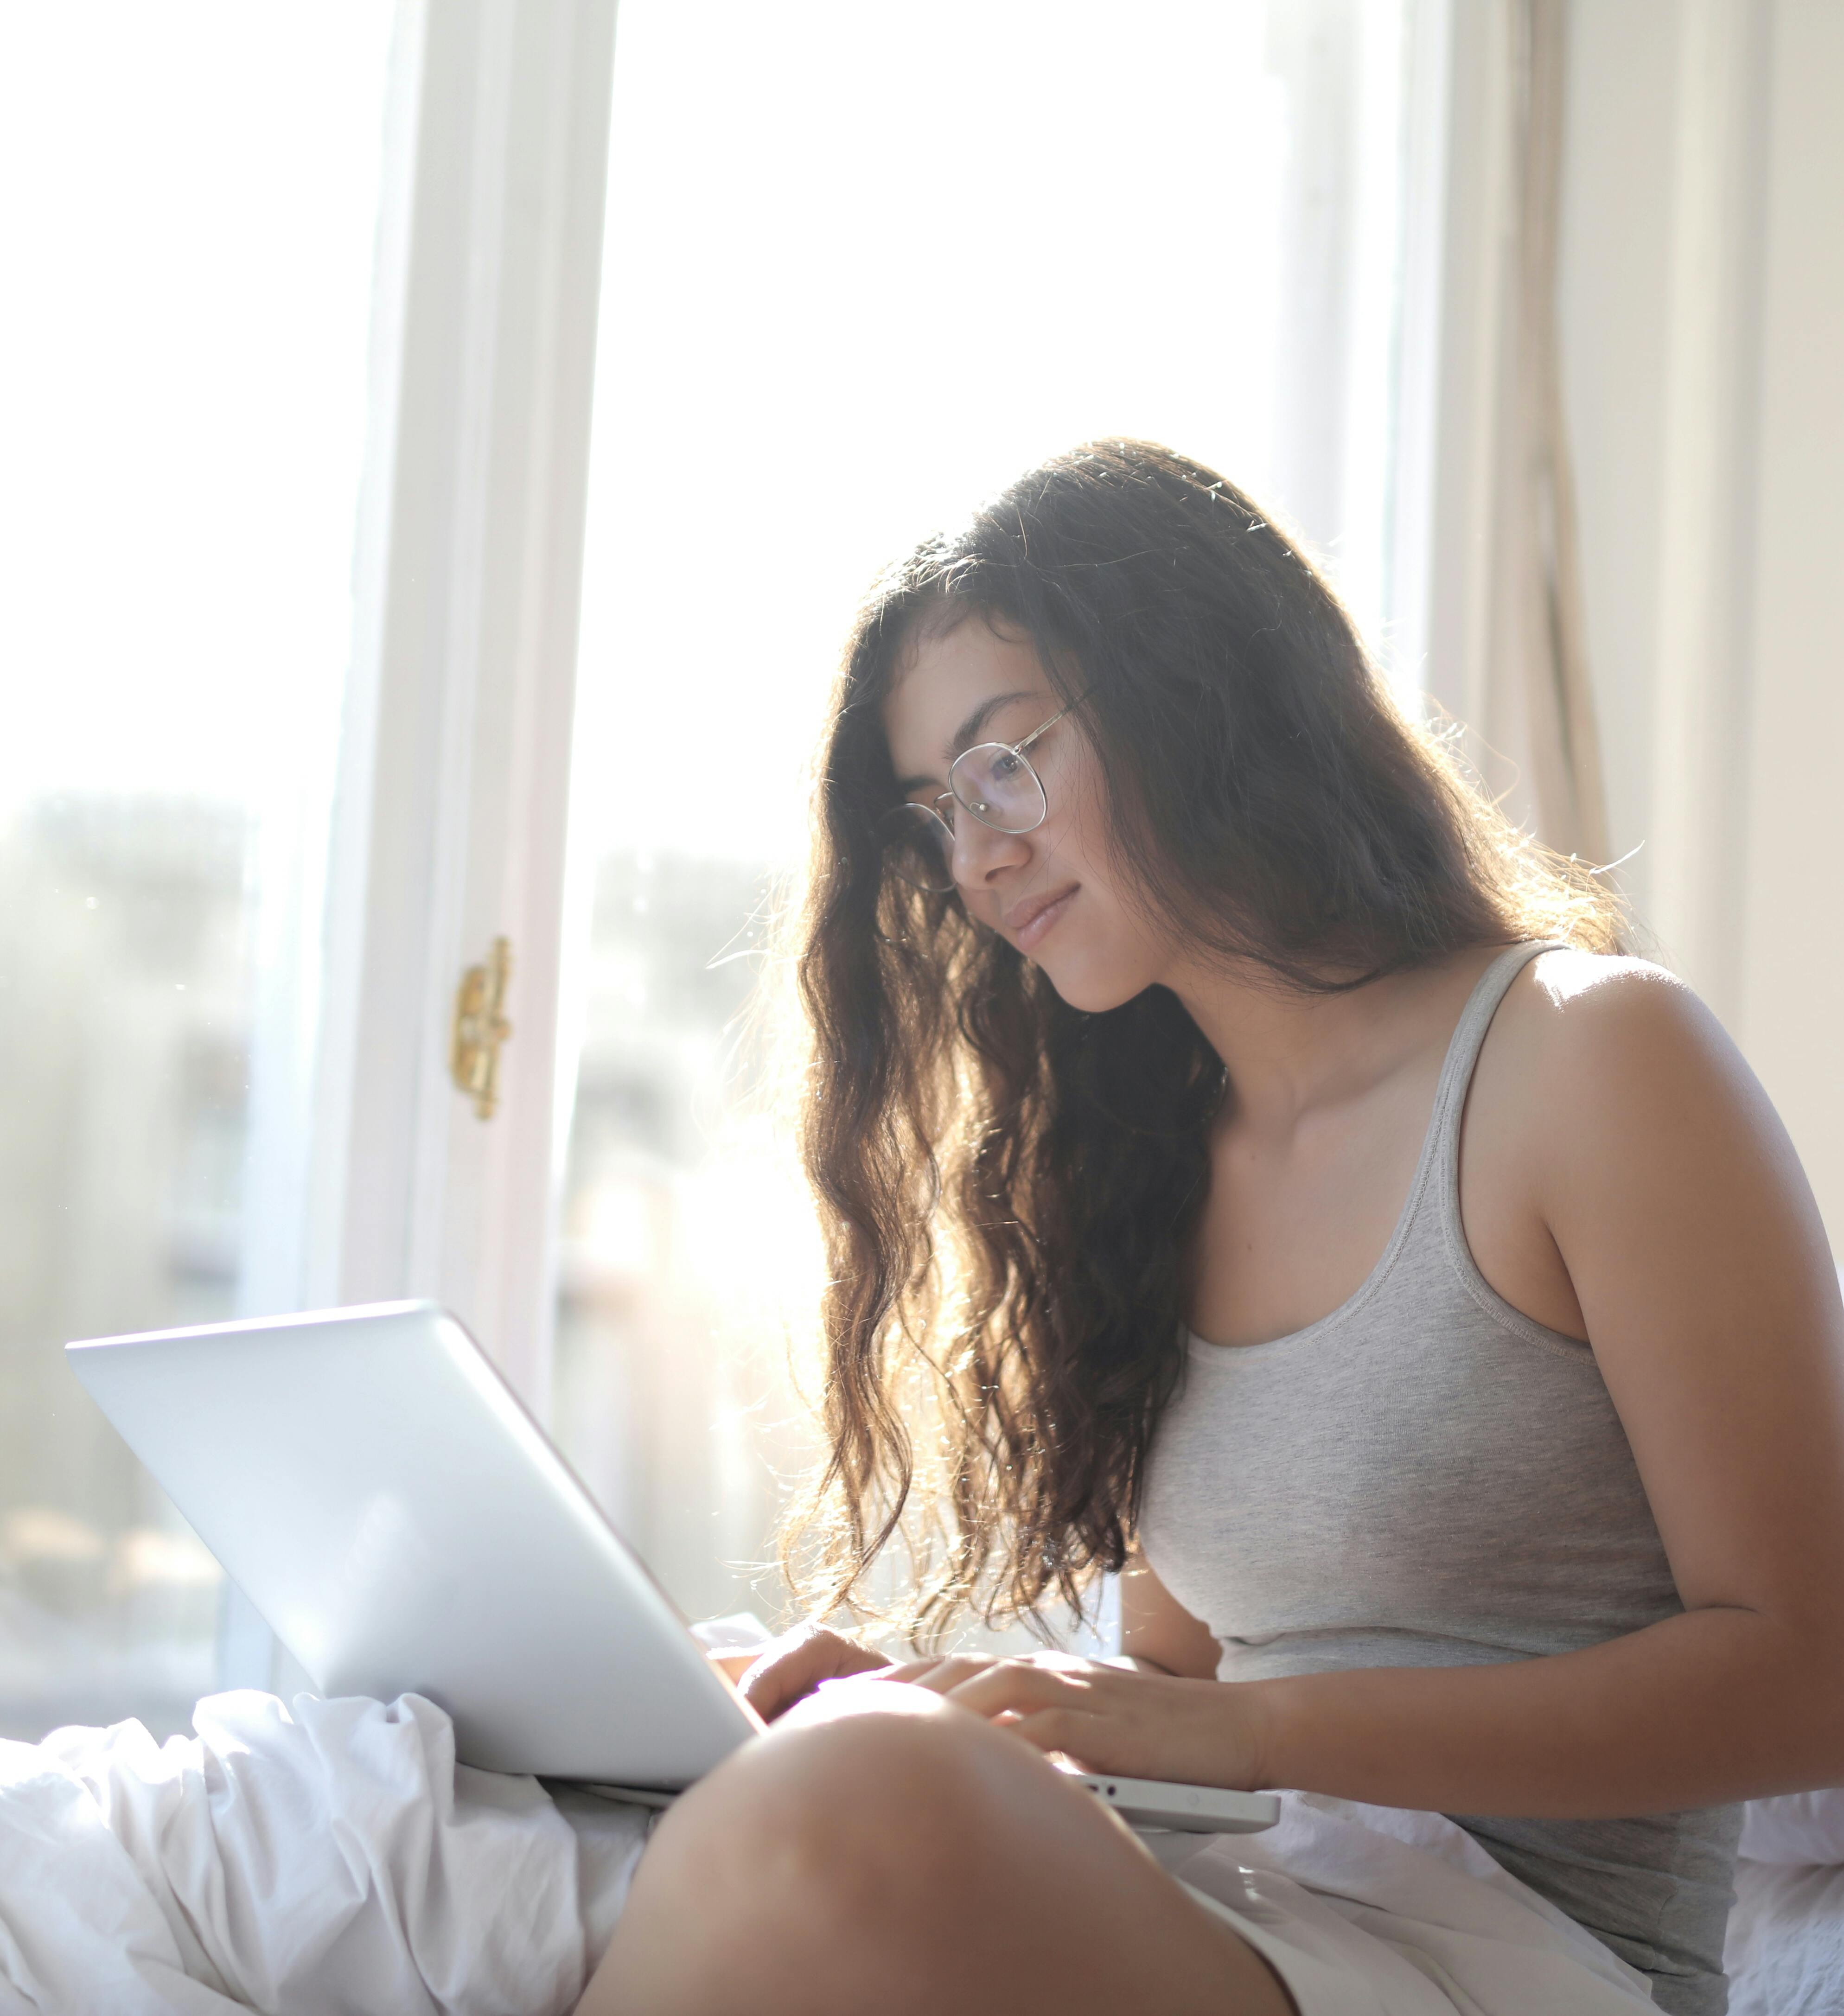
<box><xmin>574</xmin><ymin>1684</ymin><xmax>1295</xmax><ymax>2016</ymax></box>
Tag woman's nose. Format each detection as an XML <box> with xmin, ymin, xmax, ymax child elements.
<box><xmin>951</xmin><ymin>814</ymin><xmax>1033</xmax><ymax>889</ymax></box>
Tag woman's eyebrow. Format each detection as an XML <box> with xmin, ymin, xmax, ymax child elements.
<box><xmin>895</xmin><ymin>689</ymin><xmax>1041</xmax><ymax>793</ymax></box>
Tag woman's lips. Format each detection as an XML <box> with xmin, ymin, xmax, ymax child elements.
<box><xmin>1010</xmin><ymin>885</ymin><xmax>1078</xmax><ymax>953</ymax></box>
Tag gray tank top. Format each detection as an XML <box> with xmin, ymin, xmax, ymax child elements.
<box><xmin>1138</xmin><ymin>941</ymin><xmax>1740</xmax><ymax>2015</ymax></box>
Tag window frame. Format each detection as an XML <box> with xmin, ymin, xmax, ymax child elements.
<box><xmin>299</xmin><ymin>0</ymin><xmax>620</xmax><ymax>1427</ymax></box>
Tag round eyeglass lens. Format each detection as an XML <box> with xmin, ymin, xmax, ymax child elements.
<box><xmin>948</xmin><ymin>743</ymin><xmax>1048</xmax><ymax>834</ymax></box>
<box><xmin>880</xmin><ymin>801</ymin><xmax>956</xmax><ymax>893</ymax></box>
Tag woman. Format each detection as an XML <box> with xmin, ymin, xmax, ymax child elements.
<box><xmin>579</xmin><ymin>441</ymin><xmax>1844</xmax><ymax>2016</ymax></box>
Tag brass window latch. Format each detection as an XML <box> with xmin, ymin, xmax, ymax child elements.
<box><xmin>452</xmin><ymin>936</ymin><xmax>513</xmax><ymax>1119</ymax></box>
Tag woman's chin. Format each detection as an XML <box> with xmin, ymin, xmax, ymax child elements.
<box><xmin>1035</xmin><ymin>952</ymin><xmax>1156</xmax><ymax>1016</ymax></box>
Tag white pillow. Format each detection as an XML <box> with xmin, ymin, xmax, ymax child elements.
<box><xmin>1740</xmin><ymin>1790</ymin><xmax>1844</xmax><ymax>1866</ymax></box>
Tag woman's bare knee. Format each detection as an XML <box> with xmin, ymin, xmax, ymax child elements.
<box><xmin>582</xmin><ymin>1699</ymin><xmax>1074</xmax><ymax>2012</ymax></box>
<box><xmin>578</xmin><ymin>1694</ymin><xmax>1293</xmax><ymax>2016</ymax></box>
<box><xmin>648</xmin><ymin>1691</ymin><xmax>1046</xmax><ymax>1928</ymax></box>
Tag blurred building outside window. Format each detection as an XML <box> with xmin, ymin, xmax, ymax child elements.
<box><xmin>0</xmin><ymin>4</ymin><xmax>393</xmax><ymax>1735</ymax></box>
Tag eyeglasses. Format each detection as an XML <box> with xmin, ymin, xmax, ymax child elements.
<box><xmin>880</xmin><ymin>699</ymin><xmax>1080</xmax><ymax>894</ymax></box>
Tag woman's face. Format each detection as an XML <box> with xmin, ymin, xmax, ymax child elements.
<box><xmin>881</xmin><ymin>616</ymin><xmax>1176</xmax><ymax>1013</ymax></box>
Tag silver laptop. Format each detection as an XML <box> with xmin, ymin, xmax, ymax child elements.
<box><xmin>66</xmin><ymin>1301</ymin><xmax>1276</xmax><ymax>1834</ymax></box>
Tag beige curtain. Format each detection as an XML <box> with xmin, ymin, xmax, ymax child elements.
<box><xmin>1478</xmin><ymin>0</ymin><xmax>1611</xmax><ymax>865</ymax></box>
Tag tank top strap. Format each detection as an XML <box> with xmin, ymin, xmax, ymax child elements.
<box><xmin>1425</xmin><ymin>939</ymin><xmax>1569</xmax><ymax>1188</ymax></box>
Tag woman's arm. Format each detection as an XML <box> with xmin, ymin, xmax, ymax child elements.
<box><xmin>1259</xmin><ymin>960</ymin><xmax>1844</xmax><ymax>1813</ymax></box>
<box><xmin>1116</xmin><ymin>1550</ymin><xmax>1220</xmax><ymax>1678</ymax></box>
<box><xmin>903</xmin><ymin>965</ymin><xmax>1844</xmax><ymax>1815</ymax></box>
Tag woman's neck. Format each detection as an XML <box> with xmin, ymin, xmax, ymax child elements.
<box><xmin>1161</xmin><ymin>946</ymin><xmax>1502</xmax><ymax>1136</ymax></box>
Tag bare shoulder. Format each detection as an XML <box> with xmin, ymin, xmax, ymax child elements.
<box><xmin>1460</xmin><ymin>943</ymin><xmax>1840</xmax><ymax>1391</ymax></box>
<box><xmin>1518</xmin><ymin>946</ymin><xmax>1709</xmax><ymax>1034</ymax></box>
<box><xmin>1498</xmin><ymin>949</ymin><xmax>1747</xmax><ymax>1111</ymax></box>
<box><xmin>1493</xmin><ymin>948</ymin><xmax>1825</xmax><ymax>1276</ymax></box>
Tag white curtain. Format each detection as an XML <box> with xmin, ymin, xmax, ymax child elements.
<box><xmin>1476</xmin><ymin>0</ymin><xmax>1611</xmax><ymax>864</ymax></box>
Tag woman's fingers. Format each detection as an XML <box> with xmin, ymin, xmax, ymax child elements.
<box><xmin>881</xmin><ymin>1650</ymin><xmax>1095</xmax><ymax>1692</ymax></box>
<box><xmin>938</xmin><ymin>1668</ymin><xmax>1114</xmax><ymax>1768</ymax></box>
<box><xmin>737</xmin><ymin>1627</ymin><xmax>893</xmax><ymax>1720</ymax></box>
<box><xmin>778</xmin><ymin>1646</ymin><xmax>1251</xmax><ymax>1790</ymax></box>
<box><xmin>939</xmin><ymin>1659</ymin><xmax>1097</xmax><ymax>1717</ymax></box>
<box><xmin>878</xmin><ymin>1655</ymin><xmax>1001</xmax><ymax>1693</ymax></box>
<box><xmin>927</xmin><ymin>1660</ymin><xmax>1196</xmax><ymax>1779</ymax></box>
<box><xmin>986</xmin><ymin>1706</ymin><xmax>1097</xmax><ymax>1761</ymax></box>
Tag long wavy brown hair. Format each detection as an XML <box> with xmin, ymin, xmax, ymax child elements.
<box><xmin>785</xmin><ymin>440</ymin><xmax>1623</xmax><ymax>1641</ymax></box>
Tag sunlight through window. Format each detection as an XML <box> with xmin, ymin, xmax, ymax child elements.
<box><xmin>557</xmin><ymin>0</ymin><xmax>1410</xmax><ymax>1627</ymax></box>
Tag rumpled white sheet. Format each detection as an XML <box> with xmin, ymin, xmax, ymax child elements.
<box><xmin>0</xmin><ymin>1690</ymin><xmax>650</xmax><ymax>2016</ymax></box>
<box><xmin>1725</xmin><ymin>1858</ymin><xmax>1844</xmax><ymax>2016</ymax></box>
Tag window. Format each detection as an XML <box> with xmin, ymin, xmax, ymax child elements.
<box><xmin>1</xmin><ymin>1</ymin><xmax>1423</xmax><ymax>1725</ymax></box>
<box><xmin>555</xmin><ymin>0</ymin><xmax>1413</xmax><ymax>1625</ymax></box>
<box><xmin>0</xmin><ymin>3</ymin><xmax>393</xmax><ymax>1734</ymax></box>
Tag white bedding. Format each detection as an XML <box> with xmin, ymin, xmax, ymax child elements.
<box><xmin>0</xmin><ymin>1687</ymin><xmax>1838</xmax><ymax>2014</ymax></box>
<box><xmin>0</xmin><ymin>1691</ymin><xmax>650</xmax><ymax>2015</ymax></box>
<box><xmin>1726</xmin><ymin>1857</ymin><xmax>1844</xmax><ymax>2015</ymax></box>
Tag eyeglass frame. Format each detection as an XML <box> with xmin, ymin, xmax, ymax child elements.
<box><xmin>882</xmin><ymin>695</ymin><xmax>1084</xmax><ymax>892</ymax></box>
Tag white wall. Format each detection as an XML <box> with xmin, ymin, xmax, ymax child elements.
<box><xmin>1559</xmin><ymin>0</ymin><xmax>1844</xmax><ymax>1247</ymax></box>
<box><xmin>1736</xmin><ymin>2</ymin><xmax>1844</xmax><ymax>1257</ymax></box>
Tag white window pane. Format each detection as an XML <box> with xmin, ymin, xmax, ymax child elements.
<box><xmin>559</xmin><ymin>0</ymin><xmax>1405</xmax><ymax>1622</ymax></box>
<box><xmin>0</xmin><ymin>4</ymin><xmax>393</xmax><ymax>1734</ymax></box>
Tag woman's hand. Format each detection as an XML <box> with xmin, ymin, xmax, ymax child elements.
<box><xmin>873</xmin><ymin>1652</ymin><xmax>1270</xmax><ymax>1791</ymax></box>
<box><xmin>727</xmin><ymin>1625</ymin><xmax>894</xmax><ymax>1722</ymax></box>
